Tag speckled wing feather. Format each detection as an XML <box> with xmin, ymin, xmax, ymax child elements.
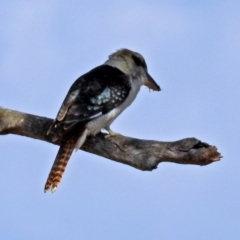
<box><xmin>47</xmin><ymin>65</ymin><xmax>131</xmax><ymax>141</ymax></box>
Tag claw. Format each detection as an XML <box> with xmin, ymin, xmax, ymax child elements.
<box><xmin>104</xmin><ymin>127</ymin><xmax>122</xmax><ymax>138</ymax></box>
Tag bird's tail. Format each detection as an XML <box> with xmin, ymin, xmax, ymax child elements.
<box><xmin>44</xmin><ymin>130</ymin><xmax>86</xmax><ymax>193</ymax></box>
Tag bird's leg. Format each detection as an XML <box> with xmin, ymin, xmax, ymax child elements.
<box><xmin>104</xmin><ymin>126</ymin><xmax>122</xmax><ymax>138</ymax></box>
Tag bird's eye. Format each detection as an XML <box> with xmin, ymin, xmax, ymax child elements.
<box><xmin>132</xmin><ymin>55</ymin><xmax>147</xmax><ymax>69</ymax></box>
<box><xmin>132</xmin><ymin>55</ymin><xmax>142</xmax><ymax>66</ymax></box>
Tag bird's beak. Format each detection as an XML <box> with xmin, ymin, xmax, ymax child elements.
<box><xmin>144</xmin><ymin>72</ymin><xmax>161</xmax><ymax>91</ymax></box>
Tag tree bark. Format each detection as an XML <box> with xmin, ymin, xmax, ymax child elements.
<box><xmin>0</xmin><ymin>106</ymin><xmax>222</xmax><ymax>170</ymax></box>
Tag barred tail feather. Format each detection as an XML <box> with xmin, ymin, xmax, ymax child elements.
<box><xmin>44</xmin><ymin>129</ymin><xmax>87</xmax><ymax>193</ymax></box>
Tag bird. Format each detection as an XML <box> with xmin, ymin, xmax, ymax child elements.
<box><xmin>44</xmin><ymin>48</ymin><xmax>160</xmax><ymax>192</ymax></box>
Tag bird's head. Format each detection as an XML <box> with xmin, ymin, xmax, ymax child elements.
<box><xmin>104</xmin><ymin>48</ymin><xmax>160</xmax><ymax>91</ymax></box>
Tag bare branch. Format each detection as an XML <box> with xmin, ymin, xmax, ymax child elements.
<box><xmin>0</xmin><ymin>106</ymin><xmax>222</xmax><ymax>170</ymax></box>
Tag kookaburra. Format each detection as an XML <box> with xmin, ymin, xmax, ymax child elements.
<box><xmin>45</xmin><ymin>48</ymin><xmax>160</xmax><ymax>192</ymax></box>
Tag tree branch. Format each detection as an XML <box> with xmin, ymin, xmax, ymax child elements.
<box><xmin>0</xmin><ymin>106</ymin><xmax>222</xmax><ymax>170</ymax></box>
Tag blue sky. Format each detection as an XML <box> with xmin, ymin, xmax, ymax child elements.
<box><xmin>1</xmin><ymin>1</ymin><xmax>240</xmax><ymax>239</ymax></box>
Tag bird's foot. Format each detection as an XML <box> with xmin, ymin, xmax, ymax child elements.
<box><xmin>104</xmin><ymin>128</ymin><xmax>122</xmax><ymax>138</ymax></box>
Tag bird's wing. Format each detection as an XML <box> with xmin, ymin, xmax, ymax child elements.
<box><xmin>48</xmin><ymin>65</ymin><xmax>131</xmax><ymax>141</ymax></box>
